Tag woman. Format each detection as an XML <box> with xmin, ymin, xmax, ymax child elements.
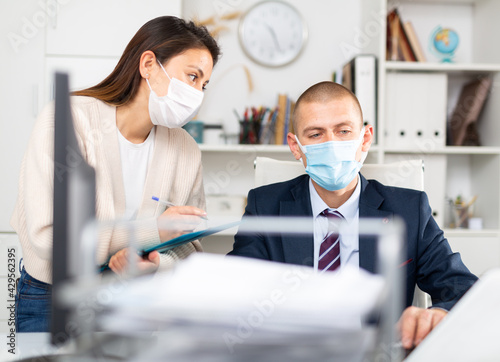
<box><xmin>12</xmin><ymin>16</ymin><xmax>220</xmax><ymax>332</ymax></box>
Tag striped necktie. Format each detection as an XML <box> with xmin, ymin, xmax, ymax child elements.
<box><xmin>319</xmin><ymin>209</ymin><xmax>343</xmax><ymax>273</ymax></box>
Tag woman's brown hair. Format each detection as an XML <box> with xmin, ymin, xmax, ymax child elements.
<box><xmin>73</xmin><ymin>16</ymin><xmax>220</xmax><ymax>106</ymax></box>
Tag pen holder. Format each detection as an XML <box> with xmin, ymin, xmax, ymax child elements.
<box><xmin>452</xmin><ymin>204</ymin><xmax>471</xmax><ymax>229</ymax></box>
<box><xmin>239</xmin><ymin>120</ymin><xmax>253</xmax><ymax>144</ymax></box>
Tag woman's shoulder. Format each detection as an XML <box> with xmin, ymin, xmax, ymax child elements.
<box><xmin>69</xmin><ymin>96</ymin><xmax>115</xmax><ymax>127</ymax></box>
<box><xmin>70</xmin><ymin>96</ymin><xmax>114</xmax><ymax>111</ymax></box>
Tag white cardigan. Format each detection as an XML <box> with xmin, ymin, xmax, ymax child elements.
<box><xmin>11</xmin><ymin>96</ymin><xmax>204</xmax><ymax>283</ymax></box>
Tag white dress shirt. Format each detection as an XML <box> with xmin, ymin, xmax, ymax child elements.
<box><xmin>310</xmin><ymin>175</ymin><xmax>361</xmax><ymax>271</ymax></box>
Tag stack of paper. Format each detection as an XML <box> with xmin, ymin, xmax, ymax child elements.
<box><xmin>97</xmin><ymin>253</ymin><xmax>386</xmax><ymax>360</ymax></box>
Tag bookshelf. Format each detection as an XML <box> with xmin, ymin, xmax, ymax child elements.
<box><xmin>355</xmin><ymin>0</ymin><xmax>500</xmax><ymax>274</ymax></box>
<box><xmin>385</xmin><ymin>61</ymin><xmax>500</xmax><ymax>74</ymax></box>
<box><xmin>202</xmin><ymin>1</ymin><xmax>500</xmax><ymax>267</ymax></box>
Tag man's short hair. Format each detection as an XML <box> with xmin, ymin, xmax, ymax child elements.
<box><xmin>292</xmin><ymin>81</ymin><xmax>364</xmax><ymax>132</ymax></box>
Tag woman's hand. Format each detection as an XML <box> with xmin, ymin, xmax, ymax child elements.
<box><xmin>157</xmin><ymin>206</ymin><xmax>207</xmax><ymax>241</ymax></box>
<box><xmin>108</xmin><ymin>248</ymin><xmax>160</xmax><ymax>275</ymax></box>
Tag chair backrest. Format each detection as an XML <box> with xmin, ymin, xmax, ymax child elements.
<box><xmin>254</xmin><ymin>156</ymin><xmax>424</xmax><ymax>191</ymax></box>
<box><xmin>254</xmin><ymin>156</ymin><xmax>431</xmax><ymax>308</ymax></box>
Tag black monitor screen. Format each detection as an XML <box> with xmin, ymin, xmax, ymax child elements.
<box><xmin>51</xmin><ymin>72</ymin><xmax>96</xmax><ymax>345</ymax></box>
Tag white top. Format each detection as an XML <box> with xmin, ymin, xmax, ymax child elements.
<box><xmin>117</xmin><ymin>127</ymin><xmax>156</xmax><ymax>220</ymax></box>
<box><xmin>310</xmin><ymin>175</ymin><xmax>361</xmax><ymax>271</ymax></box>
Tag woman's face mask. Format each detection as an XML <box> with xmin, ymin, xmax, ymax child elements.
<box><xmin>296</xmin><ymin>127</ymin><xmax>367</xmax><ymax>191</ymax></box>
<box><xmin>146</xmin><ymin>60</ymin><xmax>204</xmax><ymax>128</ymax></box>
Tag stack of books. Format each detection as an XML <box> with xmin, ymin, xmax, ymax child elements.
<box><xmin>386</xmin><ymin>8</ymin><xmax>426</xmax><ymax>62</ymax></box>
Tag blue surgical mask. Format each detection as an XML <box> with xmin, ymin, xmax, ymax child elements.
<box><xmin>296</xmin><ymin>128</ymin><xmax>367</xmax><ymax>191</ymax></box>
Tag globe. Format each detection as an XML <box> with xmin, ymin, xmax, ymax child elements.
<box><xmin>430</xmin><ymin>27</ymin><xmax>459</xmax><ymax>62</ymax></box>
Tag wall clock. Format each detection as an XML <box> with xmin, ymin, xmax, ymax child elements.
<box><xmin>238</xmin><ymin>1</ymin><xmax>308</xmax><ymax>67</ymax></box>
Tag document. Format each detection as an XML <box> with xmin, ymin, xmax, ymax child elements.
<box><xmin>100</xmin><ymin>253</ymin><xmax>385</xmax><ymax>360</ymax></box>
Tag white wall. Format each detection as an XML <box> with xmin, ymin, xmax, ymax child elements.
<box><xmin>183</xmin><ymin>0</ymin><xmax>365</xmax><ymax>134</ymax></box>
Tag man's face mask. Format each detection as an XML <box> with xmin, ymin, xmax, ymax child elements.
<box><xmin>295</xmin><ymin>127</ymin><xmax>367</xmax><ymax>191</ymax></box>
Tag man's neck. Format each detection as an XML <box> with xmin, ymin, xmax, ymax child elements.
<box><xmin>312</xmin><ymin>176</ymin><xmax>359</xmax><ymax>209</ymax></box>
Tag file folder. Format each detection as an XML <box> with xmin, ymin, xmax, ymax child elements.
<box><xmin>99</xmin><ymin>220</ymin><xmax>241</xmax><ymax>272</ymax></box>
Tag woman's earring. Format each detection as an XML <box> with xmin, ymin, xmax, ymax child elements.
<box><xmin>145</xmin><ymin>73</ymin><xmax>149</xmax><ymax>78</ymax></box>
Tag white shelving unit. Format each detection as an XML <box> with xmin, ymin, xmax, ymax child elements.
<box><xmin>203</xmin><ymin>0</ymin><xmax>500</xmax><ymax>273</ymax></box>
<box><xmin>362</xmin><ymin>0</ymin><xmax>500</xmax><ymax>275</ymax></box>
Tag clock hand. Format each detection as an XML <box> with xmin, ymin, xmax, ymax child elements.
<box><xmin>264</xmin><ymin>23</ymin><xmax>282</xmax><ymax>53</ymax></box>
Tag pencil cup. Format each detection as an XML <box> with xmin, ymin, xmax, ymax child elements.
<box><xmin>452</xmin><ymin>204</ymin><xmax>470</xmax><ymax>229</ymax></box>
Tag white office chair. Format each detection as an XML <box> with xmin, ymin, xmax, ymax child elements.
<box><xmin>254</xmin><ymin>156</ymin><xmax>431</xmax><ymax>308</ymax></box>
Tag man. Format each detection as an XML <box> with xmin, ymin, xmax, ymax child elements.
<box><xmin>228</xmin><ymin>81</ymin><xmax>477</xmax><ymax>350</ymax></box>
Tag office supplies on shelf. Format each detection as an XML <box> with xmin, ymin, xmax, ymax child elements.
<box><xmin>342</xmin><ymin>54</ymin><xmax>378</xmax><ymax>142</ymax></box>
<box><xmin>448</xmin><ymin>76</ymin><xmax>493</xmax><ymax>146</ymax></box>
<box><xmin>99</xmin><ymin>220</ymin><xmax>241</xmax><ymax>272</ymax></box>
<box><xmin>237</xmin><ymin>95</ymin><xmax>295</xmax><ymax>145</ymax></box>
<box><xmin>451</xmin><ymin>195</ymin><xmax>477</xmax><ymax>229</ymax></box>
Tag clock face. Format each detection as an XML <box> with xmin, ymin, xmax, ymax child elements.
<box><xmin>239</xmin><ymin>1</ymin><xmax>307</xmax><ymax>67</ymax></box>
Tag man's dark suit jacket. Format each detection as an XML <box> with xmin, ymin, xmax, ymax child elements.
<box><xmin>228</xmin><ymin>174</ymin><xmax>477</xmax><ymax>310</ymax></box>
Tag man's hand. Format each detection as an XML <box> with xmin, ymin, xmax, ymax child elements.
<box><xmin>108</xmin><ymin>248</ymin><xmax>160</xmax><ymax>275</ymax></box>
<box><xmin>398</xmin><ymin>306</ymin><xmax>448</xmax><ymax>349</ymax></box>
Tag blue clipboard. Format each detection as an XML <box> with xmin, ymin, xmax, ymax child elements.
<box><xmin>99</xmin><ymin>220</ymin><xmax>241</xmax><ymax>273</ymax></box>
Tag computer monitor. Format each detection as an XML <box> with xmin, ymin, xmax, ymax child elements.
<box><xmin>51</xmin><ymin>72</ymin><xmax>96</xmax><ymax>345</ymax></box>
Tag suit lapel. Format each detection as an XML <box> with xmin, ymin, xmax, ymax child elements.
<box><xmin>280</xmin><ymin>176</ymin><xmax>314</xmax><ymax>267</ymax></box>
<box><xmin>358</xmin><ymin>174</ymin><xmax>393</xmax><ymax>273</ymax></box>
<box><xmin>278</xmin><ymin>174</ymin><xmax>393</xmax><ymax>271</ymax></box>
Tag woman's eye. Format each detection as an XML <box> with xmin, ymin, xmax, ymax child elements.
<box><xmin>188</xmin><ymin>74</ymin><xmax>197</xmax><ymax>82</ymax></box>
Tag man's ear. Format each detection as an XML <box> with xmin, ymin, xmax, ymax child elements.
<box><xmin>361</xmin><ymin>124</ymin><xmax>374</xmax><ymax>152</ymax></box>
<box><xmin>287</xmin><ymin>132</ymin><xmax>302</xmax><ymax>160</ymax></box>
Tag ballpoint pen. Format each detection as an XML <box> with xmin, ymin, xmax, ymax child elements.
<box><xmin>152</xmin><ymin>196</ymin><xmax>176</xmax><ymax>208</ymax></box>
<box><xmin>151</xmin><ymin>196</ymin><xmax>208</xmax><ymax>220</ymax></box>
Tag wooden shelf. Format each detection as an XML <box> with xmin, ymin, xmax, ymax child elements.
<box><xmin>384</xmin><ymin>61</ymin><xmax>500</xmax><ymax>74</ymax></box>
